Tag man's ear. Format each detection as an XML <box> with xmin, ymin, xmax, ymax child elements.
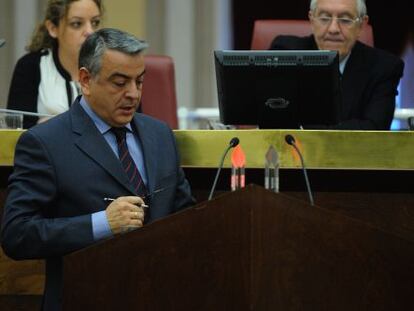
<box><xmin>79</xmin><ymin>67</ymin><xmax>92</xmax><ymax>96</ymax></box>
<box><xmin>45</xmin><ymin>20</ymin><xmax>58</xmax><ymax>38</ymax></box>
<box><xmin>308</xmin><ymin>10</ymin><xmax>313</xmax><ymax>21</ymax></box>
<box><xmin>361</xmin><ymin>15</ymin><xmax>369</xmax><ymax>27</ymax></box>
<box><xmin>356</xmin><ymin>15</ymin><xmax>369</xmax><ymax>34</ymax></box>
<box><xmin>309</xmin><ymin>10</ymin><xmax>317</xmax><ymax>33</ymax></box>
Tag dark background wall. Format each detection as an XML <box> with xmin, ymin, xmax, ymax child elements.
<box><xmin>232</xmin><ymin>0</ymin><xmax>412</xmax><ymax>56</ymax></box>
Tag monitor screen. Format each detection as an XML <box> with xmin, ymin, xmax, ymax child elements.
<box><xmin>214</xmin><ymin>50</ymin><xmax>341</xmax><ymax>129</ymax></box>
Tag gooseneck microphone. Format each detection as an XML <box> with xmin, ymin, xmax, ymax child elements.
<box><xmin>285</xmin><ymin>134</ymin><xmax>314</xmax><ymax>206</ymax></box>
<box><xmin>208</xmin><ymin>137</ymin><xmax>240</xmax><ymax>200</ymax></box>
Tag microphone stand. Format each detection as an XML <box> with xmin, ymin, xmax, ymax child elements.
<box><xmin>285</xmin><ymin>135</ymin><xmax>314</xmax><ymax>206</ymax></box>
<box><xmin>208</xmin><ymin>137</ymin><xmax>239</xmax><ymax>201</ymax></box>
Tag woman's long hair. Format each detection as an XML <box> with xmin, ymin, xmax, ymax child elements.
<box><xmin>27</xmin><ymin>0</ymin><xmax>103</xmax><ymax>52</ymax></box>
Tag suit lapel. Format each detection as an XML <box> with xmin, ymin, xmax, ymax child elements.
<box><xmin>341</xmin><ymin>42</ymin><xmax>369</xmax><ymax>119</ymax></box>
<box><xmin>306</xmin><ymin>38</ymin><xmax>368</xmax><ymax>121</ymax></box>
<box><xmin>132</xmin><ymin>115</ymin><xmax>158</xmax><ymax>195</ymax></box>
<box><xmin>70</xmin><ymin>100</ymin><xmax>136</xmax><ymax>195</ymax></box>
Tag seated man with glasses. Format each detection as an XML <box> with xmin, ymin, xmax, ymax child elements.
<box><xmin>270</xmin><ymin>0</ymin><xmax>404</xmax><ymax>130</ymax></box>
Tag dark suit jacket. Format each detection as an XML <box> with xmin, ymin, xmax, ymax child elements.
<box><xmin>1</xmin><ymin>99</ymin><xmax>194</xmax><ymax>310</ymax></box>
<box><xmin>270</xmin><ymin>35</ymin><xmax>404</xmax><ymax>130</ymax></box>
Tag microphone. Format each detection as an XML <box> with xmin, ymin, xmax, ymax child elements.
<box><xmin>0</xmin><ymin>108</ymin><xmax>54</xmax><ymax>118</ymax></box>
<box><xmin>0</xmin><ymin>39</ymin><xmax>5</xmax><ymax>48</ymax></box>
<box><xmin>208</xmin><ymin>137</ymin><xmax>240</xmax><ymax>200</ymax></box>
<box><xmin>285</xmin><ymin>134</ymin><xmax>314</xmax><ymax>206</ymax></box>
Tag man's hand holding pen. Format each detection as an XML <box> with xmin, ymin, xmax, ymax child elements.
<box><xmin>105</xmin><ymin>196</ymin><xmax>147</xmax><ymax>234</ymax></box>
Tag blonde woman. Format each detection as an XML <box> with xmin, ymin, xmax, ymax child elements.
<box><xmin>7</xmin><ymin>0</ymin><xmax>104</xmax><ymax>128</ymax></box>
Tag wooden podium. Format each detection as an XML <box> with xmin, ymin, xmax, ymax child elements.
<box><xmin>62</xmin><ymin>185</ymin><xmax>414</xmax><ymax>310</ymax></box>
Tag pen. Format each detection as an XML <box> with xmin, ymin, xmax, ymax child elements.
<box><xmin>141</xmin><ymin>186</ymin><xmax>170</xmax><ymax>199</ymax></box>
<box><xmin>103</xmin><ymin>185</ymin><xmax>171</xmax><ymax>207</ymax></box>
<box><xmin>103</xmin><ymin>197</ymin><xmax>149</xmax><ymax>209</ymax></box>
<box><xmin>147</xmin><ymin>187</ymin><xmax>165</xmax><ymax>197</ymax></box>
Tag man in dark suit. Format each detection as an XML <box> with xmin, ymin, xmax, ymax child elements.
<box><xmin>1</xmin><ymin>28</ymin><xmax>194</xmax><ymax>310</ymax></box>
<box><xmin>270</xmin><ymin>0</ymin><xmax>404</xmax><ymax>130</ymax></box>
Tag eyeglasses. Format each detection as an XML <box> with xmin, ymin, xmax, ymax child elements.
<box><xmin>314</xmin><ymin>16</ymin><xmax>361</xmax><ymax>28</ymax></box>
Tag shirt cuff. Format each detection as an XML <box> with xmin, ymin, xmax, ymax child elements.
<box><xmin>91</xmin><ymin>210</ymin><xmax>113</xmax><ymax>241</ymax></box>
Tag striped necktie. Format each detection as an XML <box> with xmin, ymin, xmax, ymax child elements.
<box><xmin>111</xmin><ymin>127</ymin><xmax>147</xmax><ymax>197</ymax></box>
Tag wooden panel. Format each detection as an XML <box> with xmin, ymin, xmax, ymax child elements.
<box><xmin>0</xmin><ymin>130</ymin><xmax>23</xmax><ymax>166</ymax></box>
<box><xmin>0</xmin><ymin>251</ymin><xmax>44</xmax><ymax>295</ymax></box>
<box><xmin>4</xmin><ymin>129</ymin><xmax>414</xmax><ymax>169</ymax></box>
<box><xmin>175</xmin><ymin>130</ymin><xmax>414</xmax><ymax>169</ymax></box>
<box><xmin>0</xmin><ymin>295</ymin><xmax>42</xmax><ymax>311</ymax></box>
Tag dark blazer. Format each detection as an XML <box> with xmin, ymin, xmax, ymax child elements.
<box><xmin>270</xmin><ymin>35</ymin><xmax>404</xmax><ymax>130</ymax></box>
<box><xmin>7</xmin><ymin>49</ymin><xmax>74</xmax><ymax>129</ymax></box>
<box><xmin>1</xmin><ymin>99</ymin><xmax>194</xmax><ymax>310</ymax></box>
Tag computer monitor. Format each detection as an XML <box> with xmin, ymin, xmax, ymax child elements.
<box><xmin>214</xmin><ymin>50</ymin><xmax>341</xmax><ymax>129</ymax></box>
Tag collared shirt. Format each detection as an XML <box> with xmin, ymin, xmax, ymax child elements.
<box><xmin>79</xmin><ymin>96</ymin><xmax>148</xmax><ymax>240</ymax></box>
<box><xmin>339</xmin><ymin>51</ymin><xmax>351</xmax><ymax>75</ymax></box>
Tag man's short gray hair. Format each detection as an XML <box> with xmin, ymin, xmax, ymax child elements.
<box><xmin>310</xmin><ymin>0</ymin><xmax>367</xmax><ymax>17</ymax></box>
<box><xmin>79</xmin><ymin>28</ymin><xmax>148</xmax><ymax>77</ymax></box>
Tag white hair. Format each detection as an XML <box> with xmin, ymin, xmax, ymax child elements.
<box><xmin>310</xmin><ymin>0</ymin><xmax>367</xmax><ymax>17</ymax></box>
